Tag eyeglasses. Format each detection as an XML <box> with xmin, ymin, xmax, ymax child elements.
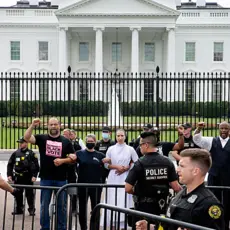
<box><xmin>139</xmin><ymin>142</ymin><xmax>150</xmax><ymax>147</ymax></box>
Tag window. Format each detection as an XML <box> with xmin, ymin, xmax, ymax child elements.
<box><xmin>39</xmin><ymin>80</ymin><xmax>49</xmax><ymax>101</ymax></box>
<box><xmin>39</xmin><ymin>41</ymin><xmax>49</xmax><ymax>61</ymax></box>
<box><xmin>185</xmin><ymin>42</ymin><xmax>195</xmax><ymax>62</ymax></box>
<box><xmin>185</xmin><ymin>80</ymin><xmax>195</xmax><ymax>102</ymax></box>
<box><xmin>79</xmin><ymin>42</ymin><xmax>89</xmax><ymax>62</ymax></box>
<box><xmin>11</xmin><ymin>41</ymin><xmax>20</xmax><ymax>61</ymax></box>
<box><xmin>10</xmin><ymin>79</ymin><xmax>20</xmax><ymax>100</ymax></box>
<box><xmin>214</xmin><ymin>42</ymin><xmax>223</xmax><ymax>62</ymax></box>
<box><xmin>144</xmin><ymin>43</ymin><xmax>155</xmax><ymax>62</ymax></box>
<box><xmin>112</xmin><ymin>42</ymin><xmax>122</xmax><ymax>62</ymax></box>
<box><xmin>144</xmin><ymin>80</ymin><xmax>154</xmax><ymax>101</ymax></box>
<box><xmin>79</xmin><ymin>80</ymin><xmax>88</xmax><ymax>100</ymax></box>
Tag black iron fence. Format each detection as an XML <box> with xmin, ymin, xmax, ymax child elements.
<box><xmin>1</xmin><ymin>68</ymin><xmax>230</xmax><ymax>148</ymax></box>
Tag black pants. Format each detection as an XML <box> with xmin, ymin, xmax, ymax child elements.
<box><xmin>132</xmin><ymin>201</ymin><xmax>161</xmax><ymax>230</ymax></box>
<box><xmin>78</xmin><ymin>187</ymin><xmax>102</xmax><ymax>230</ymax></box>
<box><xmin>208</xmin><ymin>174</ymin><xmax>229</xmax><ymax>230</ymax></box>
<box><xmin>67</xmin><ymin>171</ymin><xmax>77</xmax><ymax>212</ymax></box>
<box><xmin>14</xmin><ymin>176</ymin><xmax>34</xmax><ymax>211</ymax></box>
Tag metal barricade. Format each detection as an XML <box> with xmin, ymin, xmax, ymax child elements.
<box><xmin>55</xmin><ymin>183</ymin><xmax>129</xmax><ymax>230</ymax></box>
<box><xmin>90</xmin><ymin>204</ymin><xmax>215</xmax><ymax>230</ymax></box>
<box><xmin>1</xmin><ymin>184</ymin><xmax>59</xmax><ymax>230</ymax></box>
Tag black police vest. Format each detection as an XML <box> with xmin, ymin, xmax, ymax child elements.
<box><xmin>97</xmin><ymin>139</ymin><xmax>115</xmax><ymax>155</ymax></box>
<box><xmin>167</xmin><ymin>186</ymin><xmax>217</xmax><ymax>227</ymax></box>
<box><xmin>134</xmin><ymin>154</ymin><xmax>169</xmax><ymax>198</ymax></box>
<box><xmin>209</xmin><ymin>137</ymin><xmax>230</xmax><ymax>180</ymax></box>
<box><xmin>14</xmin><ymin>149</ymin><xmax>31</xmax><ymax>173</ymax></box>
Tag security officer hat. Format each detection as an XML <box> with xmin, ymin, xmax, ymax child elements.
<box><xmin>143</xmin><ymin>123</ymin><xmax>153</xmax><ymax>129</ymax></box>
<box><xmin>182</xmin><ymin>123</ymin><xmax>192</xmax><ymax>129</ymax></box>
<box><xmin>16</xmin><ymin>136</ymin><xmax>27</xmax><ymax>143</ymax></box>
<box><xmin>102</xmin><ymin>126</ymin><xmax>111</xmax><ymax>132</ymax></box>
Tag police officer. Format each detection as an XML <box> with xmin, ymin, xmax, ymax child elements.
<box><xmin>136</xmin><ymin>148</ymin><xmax>225</xmax><ymax>230</ymax></box>
<box><xmin>172</xmin><ymin>123</ymin><xmax>199</xmax><ymax>163</ymax></box>
<box><xmin>7</xmin><ymin>137</ymin><xmax>39</xmax><ymax>215</ymax></box>
<box><xmin>125</xmin><ymin>132</ymin><xmax>182</xmax><ymax>229</ymax></box>
<box><xmin>95</xmin><ymin>126</ymin><xmax>115</xmax><ymax>183</ymax></box>
<box><xmin>133</xmin><ymin>124</ymin><xmax>153</xmax><ymax>150</ymax></box>
<box><xmin>70</xmin><ymin>129</ymin><xmax>86</xmax><ymax>150</ymax></box>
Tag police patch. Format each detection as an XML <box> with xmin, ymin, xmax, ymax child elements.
<box><xmin>35</xmin><ymin>154</ymin><xmax>38</xmax><ymax>158</ymax></box>
<box><xmin>208</xmin><ymin>205</ymin><xmax>221</xmax><ymax>219</ymax></box>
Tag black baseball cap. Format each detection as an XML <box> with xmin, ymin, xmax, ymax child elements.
<box><xmin>102</xmin><ymin>126</ymin><xmax>111</xmax><ymax>132</ymax></box>
<box><xmin>16</xmin><ymin>137</ymin><xmax>27</xmax><ymax>143</ymax></box>
<box><xmin>182</xmin><ymin>123</ymin><xmax>192</xmax><ymax>129</ymax></box>
<box><xmin>143</xmin><ymin>123</ymin><xmax>153</xmax><ymax>129</ymax></box>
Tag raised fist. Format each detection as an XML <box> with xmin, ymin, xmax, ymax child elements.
<box><xmin>197</xmin><ymin>122</ymin><xmax>205</xmax><ymax>129</ymax></box>
<box><xmin>32</xmin><ymin>118</ymin><xmax>40</xmax><ymax>127</ymax></box>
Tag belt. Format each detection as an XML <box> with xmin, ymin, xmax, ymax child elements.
<box><xmin>133</xmin><ymin>195</ymin><xmax>157</xmax><ymax>203</ymax></box>
<box><xmin>15</xmin><ymin>171</ymin><xmax>29</xmax><ymax>176</ymax></box>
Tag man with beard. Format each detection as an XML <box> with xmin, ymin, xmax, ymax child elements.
<box><xmin>24</xmin><ymin>117</ymin><xmax>76</xmax><ymax>230</ymax></box>
<box><xmin>193</xmin><ymin>121</ymin><xmax>230</xmax><ymax>230</ymax></box>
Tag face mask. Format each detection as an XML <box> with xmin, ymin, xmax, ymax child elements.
<box><xmin>86</xmin><ymin>143</ymin><xmax>95</xmax><ymax>150</ymax></box>
<box><xmin>102</xmin><ymin>133</ymin><xmax>110</xmax><ymax>140</ymax></box>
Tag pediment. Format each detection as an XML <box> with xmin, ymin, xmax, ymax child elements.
<box><xmin>55</xmin><ymin>0</ymin><xmax>180</xmax><ymax>16</ymax></box>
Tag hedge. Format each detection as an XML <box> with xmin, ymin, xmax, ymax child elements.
<box><xmin>0</xmin><ymin>100</ymin><xmax>229</xmax><ymax>118</ymax></box>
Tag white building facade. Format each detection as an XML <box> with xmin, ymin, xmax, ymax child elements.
<box><xmin>0</xmin><ymin>0</ymin><xmax>229</xmax><ymax>102</ymax></box>
<box><xmin>0</xmin><ymin>0</ymin><xmax>229</xmax><ymax>73</ymax></box>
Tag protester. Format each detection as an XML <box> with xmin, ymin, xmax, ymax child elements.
<box><xmin>7</xmin><ymin>137</ymin><xmax>39</xmax><ymax>216</ymax></box>
<box><xmin>172</xmin><ymin>123</ymin><xmax>199</xmax><ymax>162</ymax></box>
<box><xmin>24</xmin><ymin>117</ymin><xmax>76</xmax><ymax>230</ymax></box>
<box><xmin>193</xmin><ymin>121</ymin><xmax>230</xmax><ymax>229</ymax></box>
<box><xmin>76</xmin><ymin>134</ymin><xmax>105</xmax><ymax>230</ymax></box>
<box><xmin>136</xmin><ymin>148</ymin><xmax>225</xmax><ymax>230</ymax></box>
<box><xmin>101</xmin><ymin>128</ymin><xmax>138</xmax><ymax>228</ymax></box>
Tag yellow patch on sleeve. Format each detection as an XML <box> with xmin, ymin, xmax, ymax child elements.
<box><xmin>21</xmin><ymin>157</ymin><xmax>24</xmax><ymax>160</ymax></box>
<box><xmin>208</xmin><ymin>205</ymin><xmax>221</xmax><ymax>219</ymax></box>
<box><xmin>34</xmin><ymin>154</ymin><xmax>38</xmax><ymax>158</ymax></box>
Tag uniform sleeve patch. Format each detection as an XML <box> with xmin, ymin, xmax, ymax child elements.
<box><xmin>34</xmin><ymin>154</ymin><xmax>38</xmax><ymax>158</ymax></box>
<box><xmin>208</xmin><ymin>205</ymin><xmax>221</xmax><ymax>219</ymax></box>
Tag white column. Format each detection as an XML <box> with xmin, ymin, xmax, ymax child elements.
<box><xmin>130</xmin><ymin>27</ymin><xmax>141</xmax><ymax>73</ymax></box>
<box><xmin>130</xmin><ymin>27</ymin><xmax>141</xmax><ymax>102</ymax></box>
<box><xmin>94</xmin><ymin>27</ymin><xmax>104</xmax><ymax>73</ymax></box>
<box><xmin>166</xmin><ymin>27</ymin><xmax>176</xmax><ymax>73</ymax></box>
<box><xmin>58</xmin><ymin>27</ymin><xmax>68</xmax><ymax>73</ymax></box>
<box><xmin>94</xmin><ymin>27</ymin><xmax>104</xmax><ymax>100</ymax></box>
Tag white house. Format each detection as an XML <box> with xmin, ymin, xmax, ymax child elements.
<box><xmin>0</xmin><ymin>0</ymin><xmax>229</xmax><ymax>102</ymax></box>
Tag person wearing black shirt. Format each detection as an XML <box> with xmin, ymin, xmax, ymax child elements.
<box><xmin>125</xmin><ymin>132</ymin><xmax>181</xmax><ymax>229</ymax></box>
<box><xmin>24</xmin><ymin>117</ymin><xmax>76</xmax><ymax>230</ymax></box>
<box><xmin>136</xmin><ymin>149</ymin><xmax>225</xmax><ymax>230</ymax></box>
<box><xmin>7</xmin><ymin>137</ymin><xmax>39</xmax><ymax>216</ymax></box>
<box><xmin>172</xmin><ymin>123</ymin><xmax>199</xmax><ymax>163</ymax></box>
<box><xmin>76</xmin><ymin>134</ymin><xmax>105</xmax><ymax>230</ymax></box>
<box><xmin>135</xmin><ymin>126</ymin><xmax>185</xmax><ymax>158</ymax></box>
<box><xmin>95</xmin><ymin>126</ymin><xmax>115</xmax><ymax>183</ymax></box>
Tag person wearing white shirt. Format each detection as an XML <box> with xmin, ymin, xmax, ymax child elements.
<box><xmin>193</xmin><ymin>121</ymin><xmax>230</xmax><ymax>230</ymax></box>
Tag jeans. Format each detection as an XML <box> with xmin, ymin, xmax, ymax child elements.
<box><xmin>40</xmin><ymin>179</ymin><xmax>67</xmax><ymax>230</ymax></box>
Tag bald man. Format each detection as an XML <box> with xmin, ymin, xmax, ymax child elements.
<box><xmin>193</xmin><ymin>121</ymin><xmax>230</xmax><ymax>230</ymax></box>
<box><xmin>24</xmin><ymin>117</ymin><xmax>76</xmax><ymax>230</ymax></box>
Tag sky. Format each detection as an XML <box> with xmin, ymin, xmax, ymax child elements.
<box><xmin>0</xmin><ymin>0</ymin><xmax>230</xmax><ymax>7</ymax></box>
